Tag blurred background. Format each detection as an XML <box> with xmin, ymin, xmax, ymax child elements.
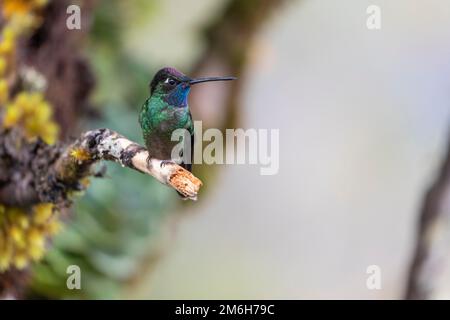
<box><xmin>1</xmin><ymin>0</ymin><xmax>449</xmax><ymax>299</ymax></box>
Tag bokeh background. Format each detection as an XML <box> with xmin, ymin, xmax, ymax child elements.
<box><xmin>2</xmin><ymin>0</ymin><xmax>448</xmax><ymax>299</ymax></box>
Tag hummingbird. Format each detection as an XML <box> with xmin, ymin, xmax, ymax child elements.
<box><xmin>139</xmin><ymin>67</ymin><xmax>235</xmax><ymax>195</ymax></box>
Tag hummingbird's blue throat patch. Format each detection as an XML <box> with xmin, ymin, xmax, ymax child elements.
<box><xmin>165</xmin><ymin>85</ymin><xmax>190</xmax><ymax>107</ymax></box>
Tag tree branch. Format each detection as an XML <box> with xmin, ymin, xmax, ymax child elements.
<box><xmin>57</xmin><ymin>128</ymin><xmax>202</xmax><ymax>200</ymax></box>
<box><xmin>405</xmin><ymin>132</ymin><xmax>450</xmax><ymax>299</ymax></box>
<box><xmin>0</xmin><ymin>128</ymin><xmax>202</xmax><ymax>206</ymax></box>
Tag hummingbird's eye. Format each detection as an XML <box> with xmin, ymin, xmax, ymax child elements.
<box><xmin>165</xmin><ymin>78</ymin><xmax>177</xmax><ymax>86</ymax></box>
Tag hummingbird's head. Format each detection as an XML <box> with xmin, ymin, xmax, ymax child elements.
<box><xmin>149</xmin><ymin>67</ymin><xmax>236</xmax><ymax>107</ymax></box>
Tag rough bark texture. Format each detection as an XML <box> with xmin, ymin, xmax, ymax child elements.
<box><xmin>0</xmin><ymin>128</ymin><xmax>63</xmax><ymax>207</ymax></box>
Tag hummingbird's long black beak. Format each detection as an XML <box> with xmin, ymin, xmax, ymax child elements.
<box><xmin>189</xmin><ymin>76</ymin><xmax>236</xmax><ymax>85</ymax></box>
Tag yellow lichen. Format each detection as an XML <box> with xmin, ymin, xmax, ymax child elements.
<box><xmin>3</xmin><ymin>0</ymin><xmax>33</xmax><ymax>19</ymax></box>
<box><xmin>33</xmin><ymin>203</ymin><xmax>53</xmax><ymax>224</ymax></box>
<box><xmin>0</xmin><ymin>57</ymin><xmax>6</xmax><ymax>75</ymax></box>
<box><xmin>70</xmin><ymin>147</ymin><xmax>92</xmax><ymax>162</ymax></box>
<box><xmin>3</xmin><ymin>92</ymin><xmax>59</xmax><ymax>144</ymax></box>
<box><xmin>0</xmin><ymin>203</ymin><xmax>63</xmax><ymax>272</ymax></box>
<box><xmin>80</xmin><ymin>177</ymin><xmax>91</xmax><ymax>188</ymax></box>
<box><xmin>0</xmin><ymin>0</ymin><xmax>57</xmax><ymax>143</ymax></box>
<box><xmin>0</xmin><ymin>79</ymin><xmax>8</xmax><ymax>104</ymax></box>
<box><xmin>0</xmin><ymin>36</ymin><xmax>15</xmax><ymax>56</ymax></box>
<box><xmin>1</xmin><ymin>26</ymin><xmax>17</xmax><ymax>42</ymax></box>
<box><xmin>3</xmin><ymin>0</ymin><xmax>48</xmax><ymax>19</ymax></box>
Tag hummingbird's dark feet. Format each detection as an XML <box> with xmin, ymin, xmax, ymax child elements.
<box><xmin>160</xmin><ymin>160</ymin><xmax>172</xmax><ymax>168</ymax></box>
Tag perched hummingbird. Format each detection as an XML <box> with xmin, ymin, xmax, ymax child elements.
<box><xmin>139</xmin><ymin>67</ymin><xmax>235</xmax><ymax>193</ymax></box>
